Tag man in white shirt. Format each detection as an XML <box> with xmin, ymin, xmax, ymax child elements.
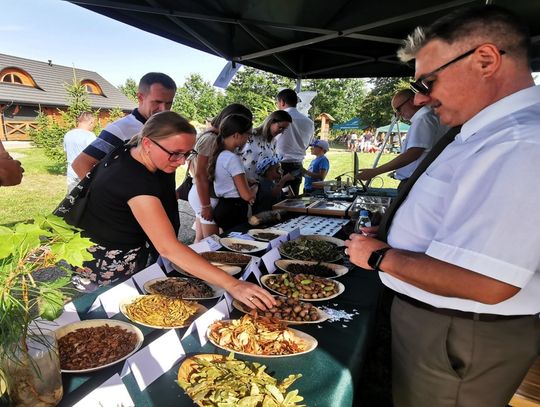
<box><xmin>357</xmin><ymin>89</ymin><xmax>448</xmax><ymax>189</ymax></box>
<box><xmin>63</xmin><ymin>111</ymin><xmax>96</xmax><ymax>192</ymax></box>
<box><xmin>275</xmin><ymin>88</ymin><xmax>314</xmax><ymax>195</ymax></box>
<box><xmin>345</xmin><ymin>6</ymin><xmax>540</xmax><ymax>407</ymax></box>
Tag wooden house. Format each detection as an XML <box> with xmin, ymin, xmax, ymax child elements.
<box><xmin>0</xmin><ymin>53</ymin><xmax>136</xmax><ymax>140</ymax></box>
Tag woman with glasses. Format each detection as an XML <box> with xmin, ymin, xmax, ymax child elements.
<box><xmin>71</xmin><ymin>111</ymin><xmax>275</xmax><ymax>310</ymax></box>
<box><xmin>209</xmin><ymin>114</ymin><xmax>257</xmax><ymax>231</ymax></box>
<box><xmin>241</xmin><ymin>110</ymin><xmax>292</xmax><ymax>182</ymax></box>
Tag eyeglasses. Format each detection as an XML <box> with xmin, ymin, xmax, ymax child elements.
<box><xmin>148</xmin><ymin>138</ymin><xmax>197</xmax><ymax>161</ymax></box>
<box><xmin>393</xmin><ymin>97</ymin><xmax>410</xmax><ymax>115</ymax></box>
<box><xmin>410</xmin><ymin>46</ymin><xmax>506</xmax><ymax>95</ymax></box>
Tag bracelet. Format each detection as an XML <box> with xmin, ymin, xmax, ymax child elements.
<box><xmin>201</xmin><ymin>204</ymin><xmax>212</xmax><ymax>209</ymax></box>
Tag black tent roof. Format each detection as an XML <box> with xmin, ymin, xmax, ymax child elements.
<box><xmin>68</xmin><ymin>0</ymin><xmax>540</xmax><ymax>79</ymax></box>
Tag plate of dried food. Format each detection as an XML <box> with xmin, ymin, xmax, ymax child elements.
<box><xmin>173</xmin><ymin>262</ymin><xmax>242</xmax><ymax>277</ymax></box>
<box><xmin>279</xmin><ymin>237</ymin><xmax>343</xmax><ymax>262</ymax></box>
<box><xmin>206</xmin><ymin>314</ymin><xmax>317</xmax><ymax>357</ymax></box>
<box><xmin>247</xmin><ymin>228</ymin><xmax>288</xmax><ymax>242</ymax></box>
<box><xmin>143</xmin><ymin>277</ymin><xmax>224</xmax><ymax>300</ymax></box>
<box><xmin>178</xmin><ymin>353</ymin><xmax>305</xmax><ymax>407</ymax></box>
<box><xmin>219</xmin><ymin>237</ymin><xmax>269</xmax><ymax>253</ymax></box>
<box><xmin>274</xmin><ymin>259</ymin><xmax>348</xmax><ymax>278</ymax></box>
<box><xmin>232</xmin><ymin>296</ymin><xmax>329</xmax><ymax>324</ymax></box>
<box><xmin>301</xmin><ymin>234</ymin><xmax>345</xmax><ymax>247</ymax></box>
<box><xmin>119</xmin><ymin>294</ymin><xmax>207</xmax><ymax>329</ymax></box>
<box><xmin>261</xmin><ymin>273</ymin><xmax>345</xmax><ymax>301</ymax></box>
<box><xmin>199</xmin><ymin>251</ymin><xmax>253</xmax><ymax>267</ymax></box>
<box><xmin>56</xmin><ymin>319</ymin><xmax>143</xmax><ymax>373</ymax></box>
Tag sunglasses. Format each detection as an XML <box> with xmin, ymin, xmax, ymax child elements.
<box><xmin>410</xmin><ymin>46</ymin><xmax>506</xmax><ymax>95</ymax></box>
<box><xmin>393</xmin><ymin>97</ymin><xmax>410</xmax><ymax>115</ymax></box>
<box><xmin>148</xmin><ymin>138</ymin><xmax>197</xmax><ymax>162</ymax></box>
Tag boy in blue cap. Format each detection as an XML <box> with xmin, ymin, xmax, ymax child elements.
<box><xmin>252</xmin><ymin>156</ymin><xmax>294</xmax><ymax>214</ymax></box>
<box><xmin>302</xmin><ymin>139</ymin><xmax>330</xmax><ymax>193</ymax></box>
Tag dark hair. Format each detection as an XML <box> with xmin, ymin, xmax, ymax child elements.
<box><xmin>426</xmin><ymin>6</ymin><xmax>530</xmax><ymax>63</ymax></box>
<box><xmin>276</xmin><ymin>88</ymin><xmax>298</xmax><ymax>107</ymax></box>
<box><xmin>210</xmin><ymin>103</ymin><xmax>253</xmax><ymax>129</ymax></box>
<box><xmin>254</xmin><ymin>110</ymin><xmax>293</xmax><ymax>142</ymax></box>
<box><xmin>128</xmin><ymin>111</ymin><xmax>196</xmax><ymax>146</ymax></box>
<box><xmin>138</xmin><ymin>72</ymin><xmax>177</xmax><ymax>94</ymax></box>
<box><xmin>208</xmin><ymin>114</ymin><xmax>253</xmax><ymax>181</ymax></box>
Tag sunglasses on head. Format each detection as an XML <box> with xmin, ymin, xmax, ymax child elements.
<box><xmin>410</xmin><ymin>46</ymin><xmax>506</xmax><ymax>96</ymax></box>
<box><xmin>148</xmin><ymin>138</ymin><xmax>197</xmax><ymax>162</ymax></box>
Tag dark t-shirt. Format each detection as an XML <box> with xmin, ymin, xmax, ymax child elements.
<box><xmin>252</xmin><ymin>178</ymin><xmax>284</xmax><ymax>214</ymax></box>
<box><xmin>79</xmin><ymin>147</ymin><xmax>178</xmax><ymax>249</ymax></box>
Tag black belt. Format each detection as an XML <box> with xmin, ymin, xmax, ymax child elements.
<box><xmin>396</xmin><ymin>293</ymin><xmax>535</xmax><ymax>322</ymax></box>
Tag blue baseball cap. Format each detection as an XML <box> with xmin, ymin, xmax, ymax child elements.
<box><xmin>310</xmin><ymin>139</ymin><xmax>329</xmax><ymax>152</ymax></box>
<box><xmin>256</xmin><ymin>155</ymin><xmax>282</xmax><ymax>176</ymax></box>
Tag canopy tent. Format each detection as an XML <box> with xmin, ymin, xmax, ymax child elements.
<box><xmin>376</xmin><ymin>121</ymin><xmax>410</xmax><ymax>133</ymax></box>
<box><xmin>67</xmin><ymin>1</ymin><xmax>540</xmax><ymax>80</ymax></box>
<box><xmin>332</xmin><ymin>117</ymin><xmax>366</xmax><ymax>130</ymax></box>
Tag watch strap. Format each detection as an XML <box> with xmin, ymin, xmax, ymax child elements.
<box><xmin>368</xmin><ymin>247</ymin><xmax>392</xmax><ymax>271</ymax></box>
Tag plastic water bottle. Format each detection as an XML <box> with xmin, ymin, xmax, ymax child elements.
<box><xmin>354</xmin><ymin>210</ymin><xmax>371</xmax><ymax>233</ymax></box>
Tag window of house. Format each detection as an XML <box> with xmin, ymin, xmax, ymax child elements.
<box><xmin>0</xmin><ymin>68</ymin><xmax>35</xmax><ymax>87</ymax></box>
<box><xmin>81</xmin><ymin>80</ymin><xmax>104</xmax><ymax>95</ymax></box>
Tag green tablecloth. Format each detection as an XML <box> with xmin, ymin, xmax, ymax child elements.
<box><xmin>58</xmin><ymin>237</ymin><xmax>383</xmax><ymax>406</ymax></box>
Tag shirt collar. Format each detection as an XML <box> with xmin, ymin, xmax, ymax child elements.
<box><xmin>132</xmin><ymin>108</ymin><xmax>147</xmax><ymax>124</ymax></box>
<box><xmin>459</xmin><ymin>85</ymin><xmax>540</xmax><ymax>142</ymax></box>
<box><xmin>410</xmin><ymin>105</ymin><xmax>430</xmax><ymax>123</ymax></box>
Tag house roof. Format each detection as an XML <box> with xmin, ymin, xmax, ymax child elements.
<box><xmin>0</xmin><ymin>53</ymin><xmax>136</xmax><ymax>111</ymax></box>
<box><xmin>69</xmin><ymin>0</ymin><xmax>540</xmax><ymax>79</ymax></box>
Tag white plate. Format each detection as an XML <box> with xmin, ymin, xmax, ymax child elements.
<box><xmin>260</xmin><ymin>274</ymin><xmax>345</xmax><ymax>302</ymax></box>
<box><xmin>232</xmin><ymin>299</ymin><xmax>329</xmax><ymax>325</ymax></box>
<box><xmin>206</xmin><ymin>321</ymin><xmax>317</xmax><ymax>357</ymax></box>
<box><xmin>300</xmin><ymin>234</ymin><xmax>346</xmax><ymax>247</ymax></box>
<box><xmin>247</xmin><ymin>228</ymin><xmax>288</xmax><ymax>242</ymax></box>
<box><xmin>220</xmin><ymin>237</ymin><xmax>269</xmax><ymax>253</ymax></box>
<box><xmin>143</xmin><ymin>277</ymin><xmax>225</xmax><ymax>300</ymax></box>
<box><xmin>119</xmin><ymin>295</ymin><xmax>207</xmax><ymax>329</ymax></box>
<box><xmin>274</xmin><ymin>259</ymin><xmax>348</xmax><ymax>279</ymax></box>
<box><xmin>56</xmin><ymin>319</ymin><xmax>143</xmax><ymax>373</ymax></box>
<box><xmin>199</xmin><ymin>251</ymin><xmax>254</xmax><ymax>266</ymax></box>
<box><xmin>172</xmin><ymin>263</ymin><xmax>242</xmax><ymax>277</ymax></box>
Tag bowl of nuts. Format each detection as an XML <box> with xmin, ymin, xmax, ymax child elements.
<box><xmin>260</xmin><ymin>273</ymin><xmax>345</xmax><ymax>301</ymax></box>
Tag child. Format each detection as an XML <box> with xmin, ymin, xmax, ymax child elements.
<box><xmin>252</xmin><ymin>156</ymin><xmax>294</xmax><ymax>214</ymax></box>
<box><xmin>302</xmin><ymin>139</ymin><xmax>330</xmax><ymax>193</ymax></box>
<box><xmin>209</xmin><ymin>114</ymin><xmax>257</xmax><ymax>231</ymax></box>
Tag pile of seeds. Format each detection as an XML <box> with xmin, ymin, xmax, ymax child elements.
<box><xmin>260</xmin><ymin>297</ymin><xmax>321</xmax><ymax>322</ymax></box>
<box><xmin>228</xmin><ymin>242</ymin><xmax>259</xmax><ymax>252</ymax></box>
<box><xmin>58</xmin><ymin>325</ymin><xmax>137</xmax><ymax>370</ymax></box>
<box><xmin>147</xmin><ymin>277</ymin><xmax>213</xmax><ymax>298</ymax></box>
<box><xmin>286</xmin><ymin>262</ymin><xmax>336</xmax><ymax>278</ymax></box>
<box><xmin>253</xmin><ymin>232</ymin><xmax>281</xmax><ymax>241</ymax></box>
<box><xmin>200</xmin><ymin>251</ymin><xmax>251</xmax><ymax>265</ymax></box>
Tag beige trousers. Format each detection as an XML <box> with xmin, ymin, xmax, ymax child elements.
<box><xmin>391</xmin><ymin>296</ymin><xmax>540</xmax><ymax>407</ymax></box>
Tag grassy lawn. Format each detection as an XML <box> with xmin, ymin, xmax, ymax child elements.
<box><xmin>0</xmin><ymin>146</ymin><xmax>399</xmax><ymax>226</ymax></box>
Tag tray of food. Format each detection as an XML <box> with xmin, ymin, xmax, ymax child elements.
<box><xmin>143</xmin><ymin>277</ymin><xmax>224</xmax><ymax>300</ymax></box>
<box><xmin>247</xmin><ymin>228</ymin><xmax>288</xmax><ymax>242</ymax></box>
<box><xmin>178</xmin><ymin>353</ymin><xmax>305</xmax><ymax>407</ymax></box>
<box><xmin>219</xmin><ymin>237</ymin><xmax>269</xmax><ymax>253</ymax></box>
<box><xmin>199</xmin><ymin>251</ymin><xmax>253</xmax><ymax>267</ymax></box>
<box><xmin>279</xmin><ymin>237</ymin><xmax>344</xmax><ymax>262</ymax></box>
<box><xmin>272</xmin><ymin>198</ymin><xmax>317</xmax><ymax>213</ymax></box>
<box><xmin>207</xmin><ymin>314</ymin><xmax>317</xmax><ymax>357</ymax></box>
<box><xmin>274</xmin><ymin>259</ymin><xmax>348</xmax><ymax>278</ymax></box>
<box><xmin>56</xmin><ymin>319</ymin><xmax>143</xmax><ymax>373</ymax></box>
<box><xmin>119</xmin><ymin>294</ymin><xmax>206</xmax><ymax>329</ymax></box>
<box><xmin>232</xmin><ymin>297</ymin><xmax>329</xmax><ymax>324</ymax></box>
<box><xmin>261</xmin><ymin>273</ymin><xmax>345</xmax><ymax>301</ymax></box>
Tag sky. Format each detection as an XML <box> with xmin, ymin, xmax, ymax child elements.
<box><xmin>1</xmin><ymin>0</ymin><xmax>227</xmax><ymax>87</ymax></box>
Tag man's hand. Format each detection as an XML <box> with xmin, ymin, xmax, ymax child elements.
<box><xmin>282</xmin><ymin>173</ymin><xmax>294</xmax><ymax>183</ymax></box>
<box><xmin>345</xmin><ymin>233</ymin><xmax>389</xmax><ymax>269</ymax></box>
<box><xmin>0</xmin><ymin>157</ymin><xmax>24</xmax><ymax>186</ymax></box>
<box><xmin>201</xmin><ymin>206</ymin><xmax>214</xmax><ymax>221</ymax></box>
<box><xmin>356</xmin><ymin>168</ymin><xmax>380</xmax><ymax>181</ymax></box>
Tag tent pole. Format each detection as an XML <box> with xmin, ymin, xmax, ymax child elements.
<box><xmin>295</xmin><ymin>78</ymin><xmax>302</xmax><ymax>93</ymax></box>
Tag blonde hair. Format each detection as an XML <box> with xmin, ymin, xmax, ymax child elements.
<box><xmin>128</xmin><ymin>111</ymin><xmax>196</xmax><ymax>146</ymax></box>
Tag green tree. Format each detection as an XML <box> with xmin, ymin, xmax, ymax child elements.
<box><xmin>118</xmin><ymin>78</ymin><xmax>138</xmax><ymax>102</ymax></box>
<box><xmin>224</xmin><ymin>67</ymin><xmax>294</xmax><ymax>123</ymax></box>
<box><xmin>172</xmin><ymin>73</ymin><xmax>225</xmax><ymax>123</ymax></box>
<box><xmin>357</xmin><ymin>77</ymin><xmax>410</xmax><ymax>127</ymax></box>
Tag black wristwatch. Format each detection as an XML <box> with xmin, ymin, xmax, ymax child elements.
<box><xmin>367</xmin><ymin>247</ymin><xmax>392</xmax><ymax>272</ymax></box>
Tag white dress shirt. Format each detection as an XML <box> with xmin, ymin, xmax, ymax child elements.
<box><xmin>276</xmin><ymin>107</ymin><xmax>314</xmax><ymax>163</ymax></box>
<box><xmin>395</xmin><ymin>106</ymin><xmax>449</xmax><ymax>180</ymax></box>
<box><xmin>384</xmin><ymin>85</ymin><xmax>540</xmax><ymax>315</ymax></box>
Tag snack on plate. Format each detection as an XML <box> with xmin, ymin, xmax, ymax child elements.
<box><xmin>200</xmin><ymin>251</ymin><xmax>251</xmax><ymax>265</ymax></box>
<box><xmin>208</xmin><ymin>314</ymin><xmax>307</xmax><ymax>355</ymax></box>
<box><xmin>279</xmin><ymin>238</ymin><xmax>341</xmax><ymax>262</ymax></box>
<box><xmin>58</xmin><ymin>325</ymin><xmax>137</xmax><ymax>370</ymax></box>
<box><xmin>229</xmin><ymin>242</ymin><xmax>259</xmax><ymax>252</ymax></box>
<box><xmin>253</xmin><ymin>232</ymin><xmax>281</xmax><ymax>241</ymax></box>
<box><xmin>124</xmin><ymin>295</ymin><xmax>198</xmax><ymax>327</ymax></box>
<box><xmin>146</xmin><ymin>277</ymin><xmax>213</xmax><ymax>298</ymax></box>
<box><xmin>265</xmin><ymin>273</ymin><xmax>339</xmax><ymax>299</ymax></box>
<box><xmin>260</xmin><ymin>297</ymin><xmax>321</xmax><ymax>322</ymax></box>
<box><xmin>286</xmin><ymin>262</ymin><xmax>336</xmax><ymax>278</ymax></box>
<box><xmin>178</xmin><ymin>353</ymin><xmax>305</xmax><ymax>406</ymax></box>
